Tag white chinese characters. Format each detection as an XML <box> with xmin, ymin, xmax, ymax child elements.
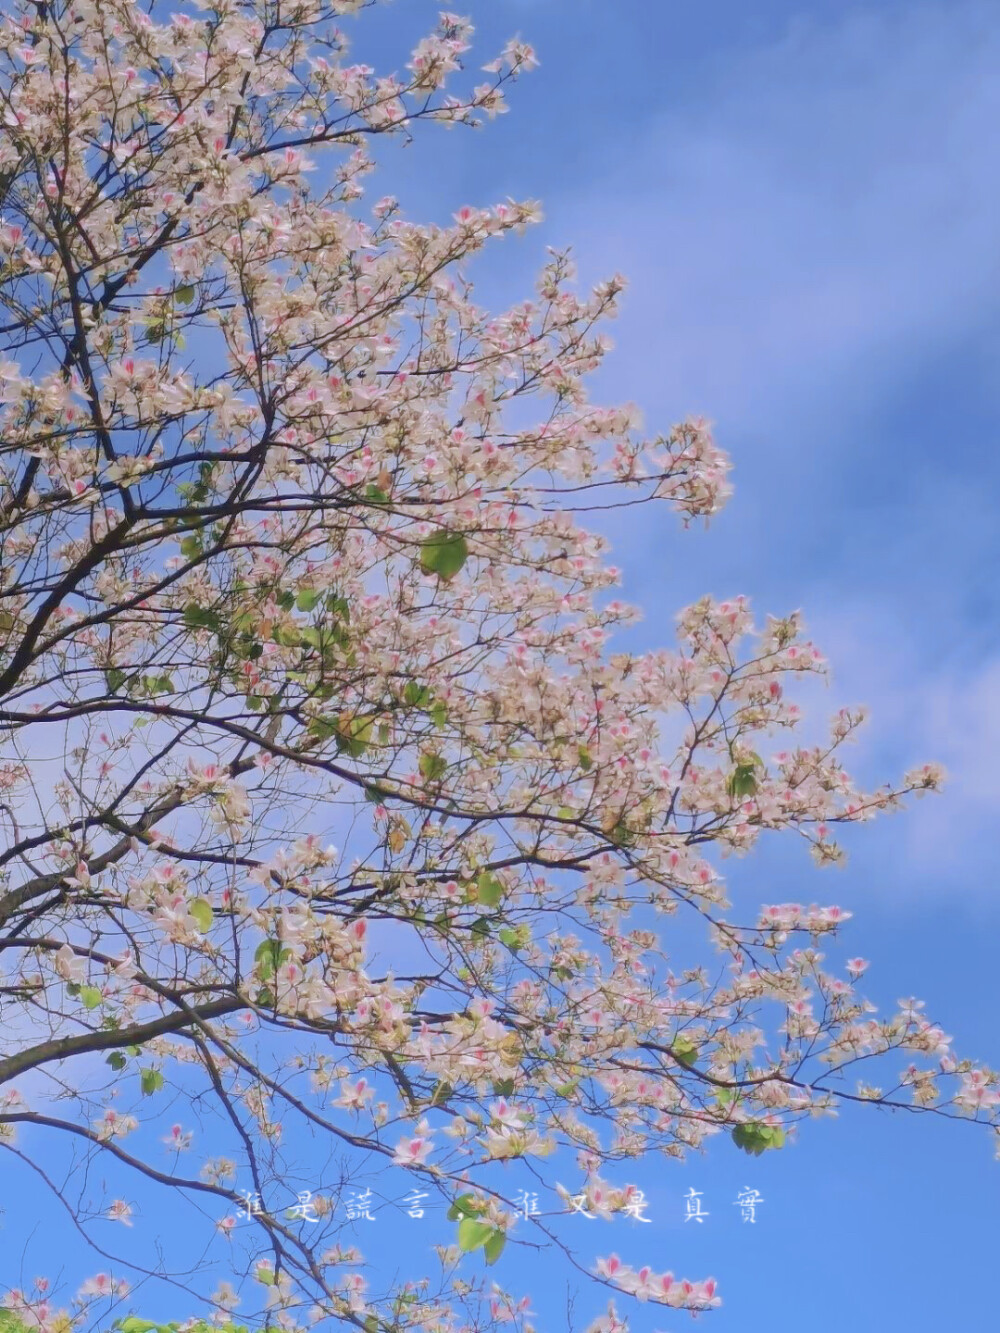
<box><xmin>231</xmin><ymin>1181</ymin><xmax>765</xmax><ymax>1227</ymax></box>
<box><xmin>734</xmin><ymin>1187</ymin><xmax>764</xmax><ymax>1223</ymax></box>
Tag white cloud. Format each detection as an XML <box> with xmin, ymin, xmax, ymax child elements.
<box><xmin>807</xmin><ymin>599</ymin><xmax>1000</xmax><ymax>888</ymax></box>
<box><xmin>553</xmin><ymin>1</ymin><xmax>1000</xmax><ymax>431</ymax></box>
<box><xmin>536</xmin><ymin>1</ymin><xmax>1000</xmax><ymax>900</ymax></box>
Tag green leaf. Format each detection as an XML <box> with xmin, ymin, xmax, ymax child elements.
<box><xmin>418</xmin><ymin>751</ymin><xmax>447</xmax><ymax>782</ymax></box>
<box><xmin>430</xmin><ymin>1080</ymin><xmax>454</xmax><ymax>1107</ymax></box>
<box><xmin>577</xmin><ymin>745</ymin><xmax>593</xmax><ymax>771</ymax></box>
<box><xmin>430</xmin><ymin>700</ymin><xmax>448</xmax><ymax>729</ymax></box>
<box><xmin>255</xmin><ymin>939</ymin><xmax>289</xmax><ymax>980</ymax></box>
<box><xmin>492</xmin><ymin>1078</ymin><xmax>515</xmax><ymax>1097</ymax></box>
<box><xmin>80</xmin><ymin>985</ymin><xmax>102</xmax><ymax>1010</ymax></box>
<box><xmin>190</xmin><ymin>897</ymin><xmax>214</xmax><ymax>933</ymax></box>
<box><xmin>420</xmin><ymin>530</ymin><xmax>468</xmax><ymax>580</ymax></box>
<box><xmin>364</xmin><ymin>484</ymin><xmax>389</xmax><ymax>506</ymax></box>
<box><xmin>107</xmin><ymin>1052</ymin><xmax>127</xmax><ymax>1071</ymax></box>
<box><xmin>140</xmin><ymin>1067</ymin><xmax>164</xmax><ymax>1096</ymax></box>
<box><xmin>672</xmin><ymin>1036</ymin><xmax>699</xmax><ymax>1068</ymax></box>
<box><xmin>403</xmin><ymin>681</ymin><xmax>432</xmax><ymax>707</ymax></box>
<box><xmin>457</xmin><ymin>1217</ymin><xmax>494</xmax><ymax>1252</ymax></box>
<box><xmin>105</xmin><ymin>667</ymin><xmax>126</xmax><ymax>693</ymax></box>
<box><xmin>476</xmin><ymin>872</ymin><xmax>503</xmax><ymax>908</ymax></box>
<box><xmin>731</xmin><ymin>1124</ymin><xmax>767</xmax><ymax>1156</ymax></box>
<box><xmin>120</xmin><ymin>1321</ymin><xmax>158</xmax><ymax>1333</ymax></box>
<box><xmin>470</xmin><ymin>915</ymin><xmax>491</xmax><ymax>940</ymax></box>
<box><xmin>498</xmin><ymin>927</ymin><xmax>522</xmax><ymax>952</ymax></box>
<box><xmin>336</xmin><ymin>714</ymin><xmax>374</xmax><ymax>759</ymax></box>
<box><xmin>607</xmin><ymin>819</ymin><xmax>636</xmax><ymax>848</ymax></box>
<box><xmin>179</xmin><ymin>535</ymin><xmax>202</xmax><ymax>560</ymax></box>
<box><xmin>731</xmin><ymin>1121</ymin><xmax>784</xmax><ymax>1156</ymax></box>
<box><xmin>307</xmin><ymin>714</ymin><xmax>339</xmax><ymax>742</ymax></box>
<box><xmin>296</xmin><ymin>588</ymin><xmax>321</xmax><ymax>611</ymax></box>
<box><xmin>727</xmin><ymin>761</ymin><xmax>759</xmax><ymax>800</ymax></box>
<box><xmin>447</xmin><ymin>1193</ymin><xmax>482</xmax><ymax>1221</ymax></box>
<box><xmin>174</xmin><ymin>283</ymin><xmax>196</xmax><ymax>306</ymax></box>
<box><xmin>183</xmin><ymin>603</ymin><xmax>220</xmax><ymax>632</ymax></box>
<box><xmin>483</xmin><ymin>1229</ymin><xmax>506</xmax><ymax>1266</ymax></box>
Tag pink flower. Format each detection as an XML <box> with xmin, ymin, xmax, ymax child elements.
<box><xmin>596</xmin><ymin>1253</ymin><xmax>624</xmax><ymax>1279</ymax></box>
<box><xmin>393</xmin><ymin>1134</ymin><xmax>433</xmax><ymax>1167</ymax></box>
<box><xmin>161</xmin><ymin>1123</ymin><xmax>193</xmax><ymax>1151</ymax></box>
<box><xmin>78</xmin><ymin>1273</ymin><xmax>128</xmax><ymax>1298</ymax></box>
<box><xmin>349</xmin><ymin>918</ymin><xmax>367</xmax><ymax>944</ymax></box>
<box><xmin>107</xmin><ymin>1199</ymin><xmax>133</xmax><ymax>1226</ymax></box>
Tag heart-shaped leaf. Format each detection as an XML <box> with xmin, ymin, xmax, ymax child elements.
<box><xmin>476</xmin><ymin>872</ymin><xmax>504</xmax><ymax>908</ymax></box>
<box><xmin>420</xmin><ymin>530</ymin><xmax>468</xmax><ymax>580</ymax></box>
<box><xmin>190</xmin><ymin>897</ymin><xmax>213</xmax><ymax>933</ymax></box>
<box><xmin>483</xmin><ymin>1229</ymin><xmax>506</xmax><ymax>1265</ymax></box>
<box><xmin>141</xmin><ymin>1067</ymin><xmax>164</xmax><ymax>1096</ymax></box>
<box><xmin>458</xmin><ymin>1217</ymin><xmax>494</xmax><ymax>1252</ymax></box>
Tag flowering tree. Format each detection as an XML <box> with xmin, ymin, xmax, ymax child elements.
<box><xmin>0</xmin><ymin>3</ymin><xmax>996</xmax><ymax>1331</ymax></box>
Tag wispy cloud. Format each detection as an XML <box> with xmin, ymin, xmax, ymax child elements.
<box><xmin>553</xmin><ymin>1</ymin><xmax>1000</xmax><ymax>431</ymax></box>
<box><xmin>806</xmin><ymin>599</ymin><xmax>1000</xmax><ymax>890</ymax></box>
<box><xmin>534</xmin><ymin>1</ymin><xmax>1000</xmax><ymax>896</ymax></box>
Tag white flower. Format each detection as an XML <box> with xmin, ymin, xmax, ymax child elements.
<box><xmin>393</xmin><ymin>1132</ymin><xmax>433</xmax><ymax>1167</ymax></box>
<box><xmin>211</xmin><ymin>1281</ymin><xmax>240</xmax><ymax>1310</ymax></box>
<box><xmin>54</xmin><ymin>943</ymin><xmax>86</xmax><ymax>984</ymax></box>
<box><xmin>107</xmin><ymin>1199</ymin><xmax>133</xmax><ymax>1226</ymax></box>
<box><xmin>78</xmin><ymin>1273</ymin><xmax>128</xmax><ymax>1299</ymax></box>
<box><xmin>161</xmin><ymin>1123</ymin><xmax>193</xmax><ymax>1151</ymax></box>
<box><xmin>94</xmin><ymin>1110</ymin><xmax>138</xmax><ymax>1141</ymax></box>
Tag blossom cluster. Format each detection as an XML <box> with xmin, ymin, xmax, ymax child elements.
<box><xmin>0</xmin><ymin>4</ymin><xmax>994</xmax><ymax>1333</ymax></box>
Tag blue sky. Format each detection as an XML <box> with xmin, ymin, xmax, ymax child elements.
<box><xmin>348</xmin><ymin>2</ymin><xmax>1000</xmax><ymax>1326</ymax></box>
<box><xmin>4</xmin><ymin>2</ymin><xmax>999</xmax><ymax>1329</ymax></box>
